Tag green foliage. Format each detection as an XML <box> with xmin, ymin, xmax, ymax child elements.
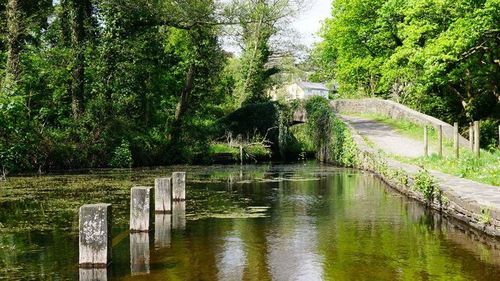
<box><xmin>330</xmin><ymin>118</ymin><xmax>359</xmax><ymax>167</ymax></box>
<box><xmin>356</xmin><ymin>112</ymin><xmax>500</xmax><ymax>186</ymax></box>
<box><xmin>480</xmin><ymin>208</ymin><xmax>492</xmax><ymax>224</ymax></box>
<box><xmin>315</xmin><ymin>0</ymin><xmax>500</xmax><ymax>142</ymax></box>
<box><xmin>109</xmin><ymin>141</ymin><xmax>133</xmax><ymax>168</ymax></box>
<box><xmin>289</xmin><ymin>124</ymin><xmax>315</xmax><ymax>158</ymax></box>
<box><xmin>238</xmin><ymin>1</ymin><xmax>278</xmax><ymax>105</ymax></box>
<box><xmin>480</xmin><ymin>119</ymin><xmax>500</xmax><ymax>150</ymax></box>
<box><xmin>303</xmin><ymin>97</ymin><xmax>359</xmax><ymax>166</ymax></box>
<box><xmin>219</xmin><ymin>102</ymin><xmax>279</xmax><ymax>142</ymax></box>
<box><xmin>217</xmin><ymin>101</ymin><xmax>304</xmax><ymax>161</ymax></box>
<box><xmin>414</xmin><ymin>169</ymin><xmax>438</xmax><ymax>202</ymax></box>
<box><xmin>0</xmin><ymin>0</ymin><xmax>239</xmax><ymax>172</ymax></box>
<box><xmin>305</xmin><ymin>97</ymin><xmax>335</xmax><ymax>161</ymax></box>
<box><xmin>245</xmin><ymin>143</ymin><xmax>272</xmax><ymax>161</ymax></box>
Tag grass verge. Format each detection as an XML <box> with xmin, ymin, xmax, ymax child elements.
<box><xmin>347</xmin><ymin>113</ymin><xmax>500</xmax><ymax>186</ymax></box>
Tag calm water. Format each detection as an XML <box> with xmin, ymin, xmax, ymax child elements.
<box><xmin>0</xmin><ymin>163</ymin><xmax>499</xmax><ymax>280</ymax></box>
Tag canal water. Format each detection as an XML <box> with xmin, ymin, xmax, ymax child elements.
<box><xmin>0</xmin><ymin>163</ymin><xmax>499</xmax><ymax>280</ymax></box>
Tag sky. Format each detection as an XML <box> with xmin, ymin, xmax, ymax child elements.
<box><xmin>292</xmin><ymin>0</ymin><xmax>332</xmax><ymax>48</ymax></box>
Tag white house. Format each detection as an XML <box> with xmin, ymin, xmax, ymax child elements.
<box><xmin>270</xmin><ymin>82</ymin><xmax>330</xmax><ymax>101</ymax></box>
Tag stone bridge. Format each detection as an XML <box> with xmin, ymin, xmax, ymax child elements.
<box><xmin>292</xmin><ymin>108</ymin><xmax>307</xmax><ymax>124</ymax></box>
<box><xmin>290</xmin><ymin>98</ymin><xmax>468</xmax><ymax>141</ymax></box>
<box><xmin>330</xmin><ymin>98</ymin><xmax>471</xmax><ymax>146</ymax></box>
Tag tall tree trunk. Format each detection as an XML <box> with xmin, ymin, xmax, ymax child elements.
<box><xmin>170</xmin><ymin>63</ymin><xmax>196</xmax><ymax>149</ymax></box>
<box><xmin>70</xmin><ymin>0</ymin><xmax>86</xmax><ymax>119</ymax></box>
<box><xmin>60</xmin><ymin>0</ymin><xmax>71</xmax><ymax>47</ymax></box>
<box><xmin>174</xmin><ymin>64</ymin><xmax>196</xmax><ymax>123</ymax></box>
<box><xmin>5</xmin><ymin>0</ymin><xmax>22</xmax><ymax>87</ymax></box>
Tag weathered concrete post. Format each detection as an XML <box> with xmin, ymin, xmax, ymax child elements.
<box><xmin>172</xmin><ymin>172</ymin><xmax>186</xmax><ymax>201</ymax></box>
<box><xmin>130</xmin><ymin>233</ymin><xmax>150</xmax><ymax>275</ymax></box>
<box><xmin>437</xmin><ymin>125</ymin><xmax>443</xmax><ymax>157</ymax></box>
<box><xmin>469</xmin><ymin>123</ymin><xmax>474</xmax><ymax>150</ymax></box>
<box><xmin>79</xmin><ymin>204</ymin><xmax>112</xmax><ymax>268</ymax></box>
<box><xmin>453</xmin><ymin>122</ymin><xmax>459</xmax><ymax>158</ymax></box>
<box><xmin>155</xmin><ymin>178</ymin><xmax>172</xmax><ymax>213</ymax></box>
<box><xmin>130</xmin><ymin>187</ymin><xmax>153</xmax><ymax>232</ymax></box>
<box><xmin>474</xmin><ymin>121</ymin><xmax>480</xmax><ymax>157</ymax></box>
<box><xmin>423</xmin><ymin>126</ymin><xmax>429</xmax><ymax>157</ymax></box>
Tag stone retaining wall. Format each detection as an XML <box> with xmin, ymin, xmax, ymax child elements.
<box><xmin>332</xmin><ymin>98</ymin><xmax>471</xmax><ymax>147</ymax></box>
<box><xmin>342</xmin><ymin>120</ymin><xmax>500</xmax><ymax>237</ymax></box>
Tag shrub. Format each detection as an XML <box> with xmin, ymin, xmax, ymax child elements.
<box><xmin>109</xmin><ymin>141</ymin><xmax>133</xmax><ymax>168</ymax></box>
<box><xmin>414</xmin><ymin>169</ymin><xmax>438</xmax><ymax>202</ymax></box>
<box><xmin>303</xmin><ymin>96</ymin><xmax>358</xmax><ymax>166</ymax></box>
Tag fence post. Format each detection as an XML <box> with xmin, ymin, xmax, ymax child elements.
<box><xmin>469</xmin><ymin>123</ymin><xmax>474</xmax><ymax>150</ymax></box>
<box><xmin>424</xmin><ymin>126</ymin><xmax>429</xmax><ymax>157</ymax></box>
<box><xmin>79</xmin><ymin>204</ymin><xmax>112</xmax><ymax>268</ymax></box>
<box><xmin>498</xmin><ymin>125</ymin><xmax>500</xmax><ymax>149</ymax></box>
<box><xmin>437</xmin><ymin>125</ymin><xmax>443</xmax><ymax>157</ymax></box>
<box><xmin>474</xmin><ymin>121</ymin><xmax>480</xmax><ymax>157</ymax></box>
<box><xmin>453</xmin><ymin>122</ymin><xmax>459</xmax><ymax>159</ymax></box>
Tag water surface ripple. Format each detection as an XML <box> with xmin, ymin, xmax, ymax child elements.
<box><xmin>0</xmin><ymin>163</ymin><xmax>499</xmax><ymax>280</ymax></box>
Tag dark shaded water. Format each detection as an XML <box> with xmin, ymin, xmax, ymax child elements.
<box><xmin>0</xmin><ymin>163</ymin><xmax>499</xmax><ymax>280</ymax></box>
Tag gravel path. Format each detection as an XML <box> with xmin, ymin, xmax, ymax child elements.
<box><xmin>340</xmin><ymin>115</ymin><xmax>430</xmax><ymax>158</ymax></box>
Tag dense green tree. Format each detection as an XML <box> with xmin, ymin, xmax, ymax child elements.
<box><xmin>315</xmin><ymin>0</ymin><xmax>500</xmax><ymax>146</ymax></box>
<box><xmin>236</xmin><ymin>0</ymin><xmax>305</xmax><ymax>105</ymax></box>
<box><xmin>0</xmin><ymin>0</ymin><xmax>307</xmax><ymax>174</ymax></box>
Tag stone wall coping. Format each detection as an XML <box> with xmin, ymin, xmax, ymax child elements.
<box><xmin>331</xmin><ymin>98</ymin><xmax>471</xmax><ymax>147</ymax></box>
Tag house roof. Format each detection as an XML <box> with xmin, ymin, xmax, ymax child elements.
<box><xmin>298</xmin><ymin>82</ymin><xmax>329</xmax><ymax>91</ymax></box>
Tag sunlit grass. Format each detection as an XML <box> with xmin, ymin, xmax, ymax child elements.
<box><xmin>347</xmin><ymin>113</ymin><xmax>500</xmax><ymax>186</ymax></box>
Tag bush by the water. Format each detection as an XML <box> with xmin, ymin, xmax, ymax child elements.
<box><xmin>217</xmin><ymin>101</ymin><xmax>304</xmax><ymax>161</ymax></box>
<box><xmin>303</xmin><ymin>97</ymin><xmax>358</xmax><ymax>166</ymax></box>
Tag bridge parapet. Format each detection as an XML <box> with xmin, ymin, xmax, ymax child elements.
<box><xmin>331</xmin><ymin>98</ymin><xmax>471</xmax><ymax>147</ymax></box>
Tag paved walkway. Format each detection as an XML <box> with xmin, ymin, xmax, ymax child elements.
<box><xmin>340</xmin><ymin>114</ymin><xmax>500</xmax><ymax>235</ymax></box>
<box><xmin>340</xmin><ymin>115</ymin><xmax>430</xmax><ymax>158</ymax></box>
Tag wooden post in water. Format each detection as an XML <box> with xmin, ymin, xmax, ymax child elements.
<box><xmin>453</xmin><ymin>122</ymin><xmax>459</xmax><ymax>159</ymax></box>
<box><xmin>474</xmin><ymin>121</ymin><xmax>480</xmax><ymax>157</ymax></box>
<box><xmin>154</xmin><ymin>178</ymin><xmax>172</xmax><ymax>213</ymax></box>
<box><xmin>437</xmin><ymin>125</ymin><xmax>443</xmax><ymax>157</ymax></box>
<box><xmin>469</xmin><ymin>123</ymin><xmax>474</xmax><ymax>150</ymax></box>
<box><xmin>423</xmin><ymin>126</ymin><xmax>429</xmax><ymax>157</ymax></box>
<box><xmin>130</xmin><ymin>187</ymin><xmax>153</xmax><ymax>232</ymax></box>
<box><xmin>79</xmin><ymin>204</ymin><xmax>112</xmax><ymax>268</ymax></box>
<box><xmin>172</xmin><ymin>172</ymin><xmax>186</xmax><ymax>201</ymax></box>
